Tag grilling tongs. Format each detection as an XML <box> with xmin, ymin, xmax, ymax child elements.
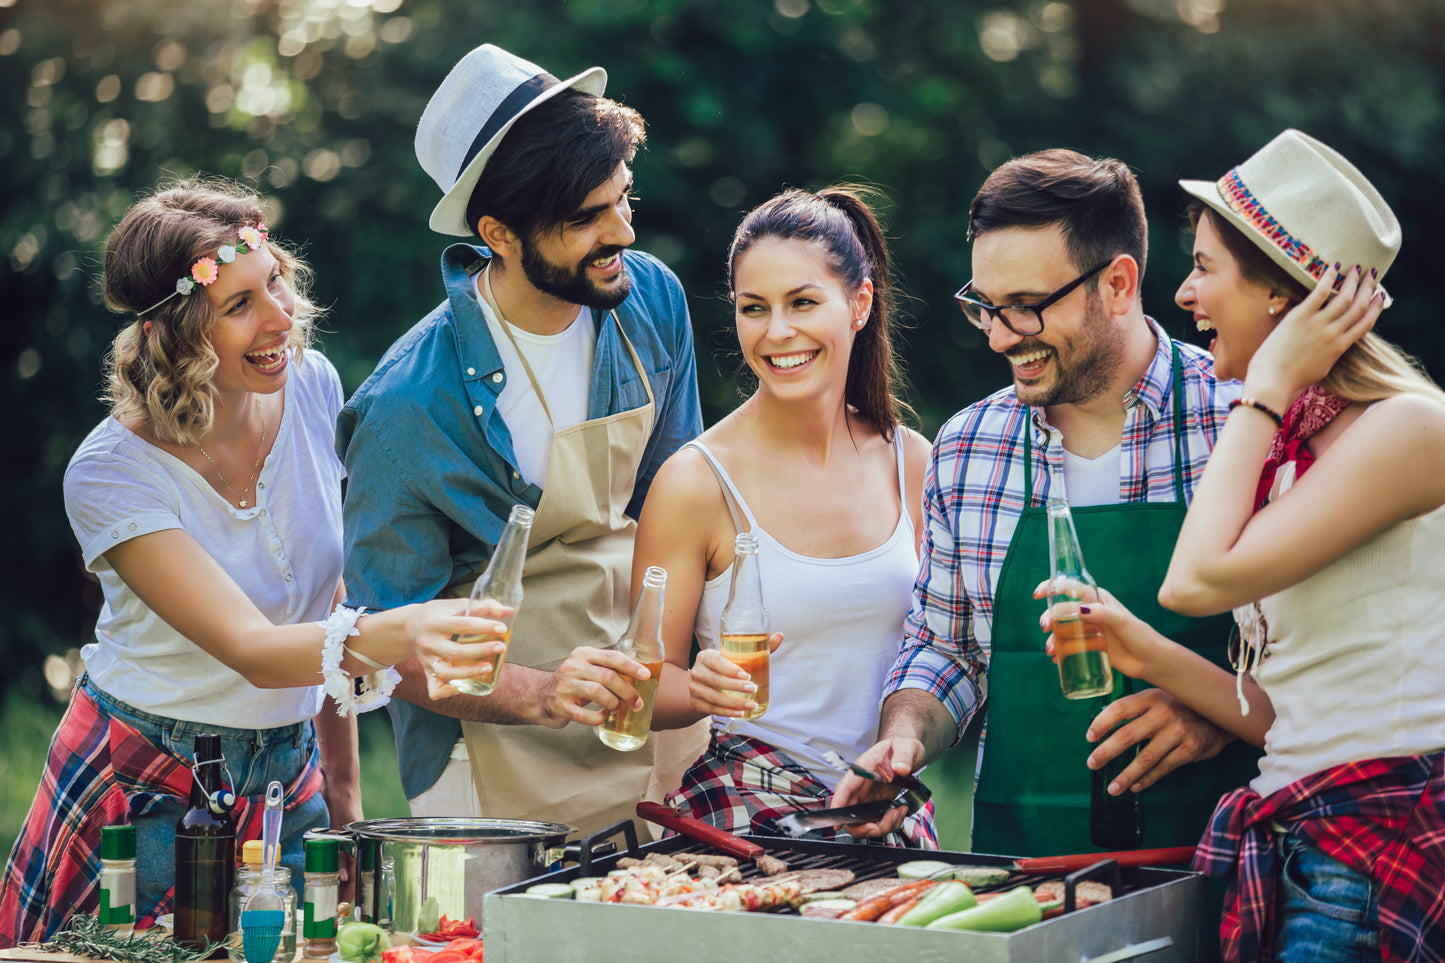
<box><xmin>774</xmin><ymin>763</ymin><xmax>933</xmax><ymax>837</ymax></box>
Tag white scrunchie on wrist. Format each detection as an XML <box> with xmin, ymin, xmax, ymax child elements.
<box><xmin>318</xmin><ymin>605</ymin><xmax>399</xmax><ymax>716</ymax></box>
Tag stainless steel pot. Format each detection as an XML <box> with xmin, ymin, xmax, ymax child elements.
<box><xmin>337</xmin><ymin>817</ymin><xmax>576</xmax><ymax>933</ymax></box>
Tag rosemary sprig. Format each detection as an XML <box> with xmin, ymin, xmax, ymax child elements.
<box><xmin>34</xmin><ymin>913</ymin><xmax>226</xmax><ymax>963</ymax></box>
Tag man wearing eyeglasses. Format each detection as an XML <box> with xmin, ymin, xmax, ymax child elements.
<box><xmin>835</xmin><ymin>149</ymin><xmax>1261</xmax><ymax>863</ymax></box>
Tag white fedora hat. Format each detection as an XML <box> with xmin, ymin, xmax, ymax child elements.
<box><xmin>1180</xmin><ymin>128</ymin><xmax>1399</xmax><ymax>306</ymax></box>
<box><xmin>416</xmin><ymin>44</ymin><xmax>606</xmax><ymax>237</ymax></box>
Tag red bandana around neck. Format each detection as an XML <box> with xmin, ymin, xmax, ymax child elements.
<box><xmin>1253</xmin><ymin>385</ymin><xmax>1350</xmax><ymax>511</ymax></box>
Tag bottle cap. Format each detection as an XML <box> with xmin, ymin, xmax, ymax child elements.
<box><xmin>100</xmin><ymin>824</ymin><xmax>135</xmax><ymax>860</ymax></box>
<box><xmin>304</xmin><ymin>834</ymin><xmax>340</xmax><ymax>873</ymax></box>
<box><xmin>242</xmin><ymin>839</ymin><xmax>265</xmax><ymax>865</ymax></box>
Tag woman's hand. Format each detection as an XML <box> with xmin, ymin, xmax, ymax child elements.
<box><xmin>1245</xmin><ymin>264</ymin><xmax>1386</xmax><ymax>411</ymax></box>
<box><xmin>1033</xmin><ymin>582</ymin><xmax>1164</xmax><ymax>682</ymax></box>
<box><xmin>408</xmin><ymin>597</ymin><xmax>512</xmax><ymax>697</ymax></box>
<box><xmin>689</xmin><ymin>633</ymin><xmax>783</xmax><ymax>717</ymax></box>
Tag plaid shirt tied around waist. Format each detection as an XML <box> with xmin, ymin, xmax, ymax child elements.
<box><xmin>666</xmin><ymin>728</ymin><xmax>938</xmax><ymax>848</ymax></box>
<box><xmin>0</xmin><ymin>684</ymin><xmax>323</xmax><ymax>947</ymax></box>
<box><xmin>1192</xmin><ymin>753</ymin><xmax>1445</xmax><ymax>963</ymax></box>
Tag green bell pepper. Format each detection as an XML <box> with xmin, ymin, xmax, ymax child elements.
<box><xmin>336</xmin><ymin>921</ymin><xmax>390</xmax><ymax>963</ymax></box>
<box><xmin>895</xmin><ymin>880</ymin><xmax>977</xmax><ymax>927</ymax></box>
<box><xmin>923</xmin><ymin>885</ymin><xmax>1042</xmax><ymax>932</ymax></box>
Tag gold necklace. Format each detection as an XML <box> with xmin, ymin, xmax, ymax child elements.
<box><xmin>195</xmin><ymin>398</ymin><xmax>267</xmax><ymax>508</ymax></box>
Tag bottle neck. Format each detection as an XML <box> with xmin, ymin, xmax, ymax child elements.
<box><xmin>623</xmin><ymin>580</ymin><xmax>666</xmax><ymax>660</ymax></box>
<box><xmin>482</xmin><ymin>518</ymin><xmax>532</xmax><ymax>600</ymax></box>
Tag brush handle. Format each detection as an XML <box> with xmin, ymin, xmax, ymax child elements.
<box><xmin>261</xmin><ymin>780</ymin><xmax>284</xmax><ymax>881</ymax></box>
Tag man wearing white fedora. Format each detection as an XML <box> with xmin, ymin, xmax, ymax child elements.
<box><xmin>336</xmin><ymin>43</ymin><xmax>706</xmax><ymax>833</ymax></box>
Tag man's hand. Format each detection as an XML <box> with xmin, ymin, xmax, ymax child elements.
<box><xmin>1087</xmin><ymin>688</ymin><xmax>1230</xmax><ymax>795</ymax></box>
<box><xmin>828</xmin><ymin>737</ymin><xmax>926</xmax><ymax>839</ymax></box>
<box><xmin>536</xmin><ymin>646</ymin><xmax>650</xmax><ymax>729</ymax></box>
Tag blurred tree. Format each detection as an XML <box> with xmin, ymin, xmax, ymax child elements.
<box><xmin>3</xmin><ymin>0</ymin><xmax>1442</xmax><ymax>706</ymax></box>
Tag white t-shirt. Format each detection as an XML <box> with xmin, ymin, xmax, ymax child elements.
<box><xmin>63</xmin><ymin>351</ymin><xmax>345</xmax><ymax>727</ymax></box>
<box><xmin>474</xmin><ymin>270</ymin><xmax>596</xmax><ymax>487</ymax></box>
<box><xmin>1062</xmin><ymin>443</ymin><xmax>1122</xmax><ymax>507</ymax></box>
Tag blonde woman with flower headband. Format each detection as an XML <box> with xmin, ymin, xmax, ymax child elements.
<box><xmin>1038</xmin><ymin>131</ymin><xmax>1445</xmax><ymax>963</ymax></box>
<box><xmin>0</xmin><ymin>179</ymin><xmax>507</xmax><ymax>947</ymax></box>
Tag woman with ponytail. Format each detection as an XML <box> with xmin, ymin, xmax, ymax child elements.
<box><xmin>635</xmin><ymin>185</ymin><xmax>936</xmax><ymax>846</ymax></box>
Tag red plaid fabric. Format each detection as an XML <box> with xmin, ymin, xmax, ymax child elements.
<box><xmin>1192</xmin><ymin>753</ymin><xmax>1445</xmax><ymax>963</ymax></box>
<box><xmin>0</xmin><ymin>685</ymin><xmax>324</xmax><ymax>948</ymax></box>
<box><xmin>665</xmin><ymin>729</ymin><xmax>938</xmax><ymax>848</ymax></box>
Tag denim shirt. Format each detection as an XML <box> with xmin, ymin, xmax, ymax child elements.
<box><xmin>336</xmin><ymin>243</ymin><xmax>702</xmax><ymax>797</ymax></box>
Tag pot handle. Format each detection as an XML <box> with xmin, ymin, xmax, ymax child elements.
<box><xmin>573</xmin><ymin>819</ymin><xmax>640</xmax><ymax>877</ymax></box>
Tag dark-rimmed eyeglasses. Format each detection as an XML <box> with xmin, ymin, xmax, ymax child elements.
<box><xmin>954</xmin><ymin>259</ymin><xmax>1113</xmax><ymax>336</ymax></box>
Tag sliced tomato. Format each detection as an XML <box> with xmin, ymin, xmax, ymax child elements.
<box><xmin>382</xmin><ymin>947</ymin><xmax>429</xmax><ymax>963</ymax></box>
<box><xmin>424</xmin><ymin>951</ymin><xmax>469</xmax><ymax>963</ymax></box>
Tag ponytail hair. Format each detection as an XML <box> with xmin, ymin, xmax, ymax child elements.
<box><xmin>727</xmin><ymin>184</ymin><xmax>914</xmax><ymax>439</ymax></box>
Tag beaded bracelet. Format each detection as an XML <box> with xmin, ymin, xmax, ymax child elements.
<box><xmin>1229</xmin><ymin>397</ymin><xmax>1284</xmax><ymax>428</ymax></box>
<box><xmin>318</xmin><ymin>605</ymin><xmax>398</xmax><ymax>715</ymax></box>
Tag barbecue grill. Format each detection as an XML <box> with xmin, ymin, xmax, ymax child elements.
<box><xmin>483</xmin><ymin>822</ymin><xmax>1205</xmax><ymax>962</ymax></box>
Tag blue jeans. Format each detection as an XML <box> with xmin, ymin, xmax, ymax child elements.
<box><xmin>82</xmin><ymin>676</ymin><xmax>328</xmax><ymax>913</ymax></box>
<box><xmin>1275</xmin><ymin>832</ymin><xmax>1381</xmax><ymax>963</ymax></box>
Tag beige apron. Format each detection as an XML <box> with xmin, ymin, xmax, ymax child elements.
<box><xmin>454</xmin><ymin>287</ymin><xmax>706</xmax><ymax>837</ymax></box>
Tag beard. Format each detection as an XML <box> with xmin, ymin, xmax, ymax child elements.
<box><xmin>519</xmin><ymin>237</ymin><xmax>632</xmax><ymax>310</ymax></box>
<box><xmin>1011</xmin><ymin>292</ymin><xmax>1126</xmax><ymax>408</ymax></box>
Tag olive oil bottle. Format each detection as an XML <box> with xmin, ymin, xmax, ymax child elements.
<box><xmin>174</xmin><ymin>733</ymin><xmax>236</xmax><ymax>951</ymax></box>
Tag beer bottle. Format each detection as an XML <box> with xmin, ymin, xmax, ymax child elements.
<box><xmin>454</xmin><ymin>503</ymin><xmax>534</xmax><ymax>696</ymax></box>
<box><xmin>1089</xmin><ymin>689</ymin><xmax>1146</xmax><ymax>850</ymax></box>
<box><xmin>599</xmin><ymin>565</ymin><xmax>667</xmax><ymax>750</ymax></box>
<box><xmin>175</xmin><ymin>734</ymin><xmax>236</xmax><ymax>951</ymax></box>
<box><xmin>1045</xmin><ymin>486</ymin><xmax>1112</xmax><ymax>700</ymax></box>
<box><xmin>719</xmin><ymin>532</ymin><xmax>770</xmax><ymax>720</ymax></box>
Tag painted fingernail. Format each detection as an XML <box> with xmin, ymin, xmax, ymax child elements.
<box><xmin>1370</xmin><ymin>267</ymin><xmax>1378</xmax><ymax>279</ymax></box>
<box><xmin>1332</xmin><ymin>261</ymin><xmax>1341</xmax><ymax>272</ymax></box>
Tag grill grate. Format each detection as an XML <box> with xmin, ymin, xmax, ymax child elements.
<box><xmin>579</xmin><ymin>830</ymin><xmax>1144</xmax><ymax>915</ymax></box>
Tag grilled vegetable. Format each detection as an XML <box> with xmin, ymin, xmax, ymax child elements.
<box><xmin>951</xmin><ymin>865</ymin><xmax>1012</xmax><ymax>888</ymax></box>
<box><xmin>895</xmin><ymin>860</ymin><xmax>954</xmax><ymax>880</ymax></box>
<box><xmin>924</xmin><ymin>885</ymin><xmax>1042</xmax><ymax>932</ymax></box>
<box><xmin>895</xmin><ymin>880</ymin><xmax>977</xmax><ymax>927</ymax></box>
<box><xmin>524</xmin><ymin>883</ymin><xmax>576</xmax><ymax>899</ymax></box>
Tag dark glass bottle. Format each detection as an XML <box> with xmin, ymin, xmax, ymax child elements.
<box><xmin>175</xmin><ymin>734</ymin><xmax>236</xmax><ymax>952</ymax></box>
<box><xmin>1088</xmin><ymin>688</ymin><xmax>1145</xmax><ymax>850</ymax></box>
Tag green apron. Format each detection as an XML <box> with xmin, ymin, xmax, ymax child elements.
<box><xmin>954</xmin><ymin>341</ymin><xmax>1261</xmax><ymax>858</ymax></box>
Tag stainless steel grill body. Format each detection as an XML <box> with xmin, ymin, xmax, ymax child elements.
<box><xmin>483</xmin><ymin>833</ymin><xmax>1205</xmax><ymax>962</ymax></box>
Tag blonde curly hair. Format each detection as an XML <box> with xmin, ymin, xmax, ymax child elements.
<box><xmin>102</xmin><ymin>179</ymin><xmax>320</xmax><ymax>445</ymax></box>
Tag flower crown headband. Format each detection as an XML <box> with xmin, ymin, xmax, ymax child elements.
<box><xmin>136</xmin><ymin>222</ymin><xmax>269</xmax><ymax>318</ymax></box>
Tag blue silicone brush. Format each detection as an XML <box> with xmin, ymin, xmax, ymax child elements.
<box><xmin>240</xmin><ymin>781</ymin><xmax>286</xmax><ymax>963</ymax></box>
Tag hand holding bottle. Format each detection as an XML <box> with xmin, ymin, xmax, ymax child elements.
<box><xmin>1032</xmin><ymin>582</ymin><xmax>1166</xmax><ymax>683</ymax></box>
<box><xmin>689</xmin><ymin>633</ymin><xmax>783</xmax><ymax>718</ymax></box>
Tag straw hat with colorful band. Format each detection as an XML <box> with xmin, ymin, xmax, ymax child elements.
<box><xmin>415</xmin><ymin>43</ymin><xmax>607</xmax><ymax>238</ymax></box>
<box><xmin>135</xmin><ymin>222</ymin><xmax>269</xmax><ymax>318</ymax></box>
<box><xmin>1179</xmin><ymin>128</ymin><xmax>1399</xmax><ymax>308</ymax></box>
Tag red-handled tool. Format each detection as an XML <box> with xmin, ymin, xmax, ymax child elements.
<box><xmin>1015</xmin><ymin>845</ymin><xmax>1196</xmax><ymax>874</ymax></box>
<box><xmin>636</xmin><ymin>801</ymin><xmax>791</xmax><ymax>874</ymax></box>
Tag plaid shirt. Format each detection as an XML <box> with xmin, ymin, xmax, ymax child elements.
<box><xmin>667</xmin><ymin>729</ymin><xmax>938</xmax><ymax>848</ymax></box>
<box><xmin>1193</xmin><ymin>753</ymin><xmax>1445</xmax><ymax>963</ymax></box>
<box><xmin>884</xmin><ymin>321</ymin><xmax>1237</xmax><ymax>738</ymax></box>
<box><xmin>0</xmin><ymin>685</ymin><xmax>323</xmax><ymax>947</ymax></box>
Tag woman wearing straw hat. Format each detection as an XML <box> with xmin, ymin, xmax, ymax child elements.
<box><xmin>1040</xmin><ymin>130</ymin><xmax>1445</xmax><ymax>962</ymax></box>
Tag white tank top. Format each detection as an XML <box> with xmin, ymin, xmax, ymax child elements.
<box><xmin>1251</xmin><ymin>466</ymin><xmax>1445</xmax><ymax>796</ymax></box>
<box><xmin>688</xmin><ymin>433</ymin><xmax>920</xmax><ymax>789</ymax></box>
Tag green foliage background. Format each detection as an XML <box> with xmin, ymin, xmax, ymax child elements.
<box><xmin>3</xmin><ymin>0</ymin><xmax>1443</xmax><ymax>848</ymax></box>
